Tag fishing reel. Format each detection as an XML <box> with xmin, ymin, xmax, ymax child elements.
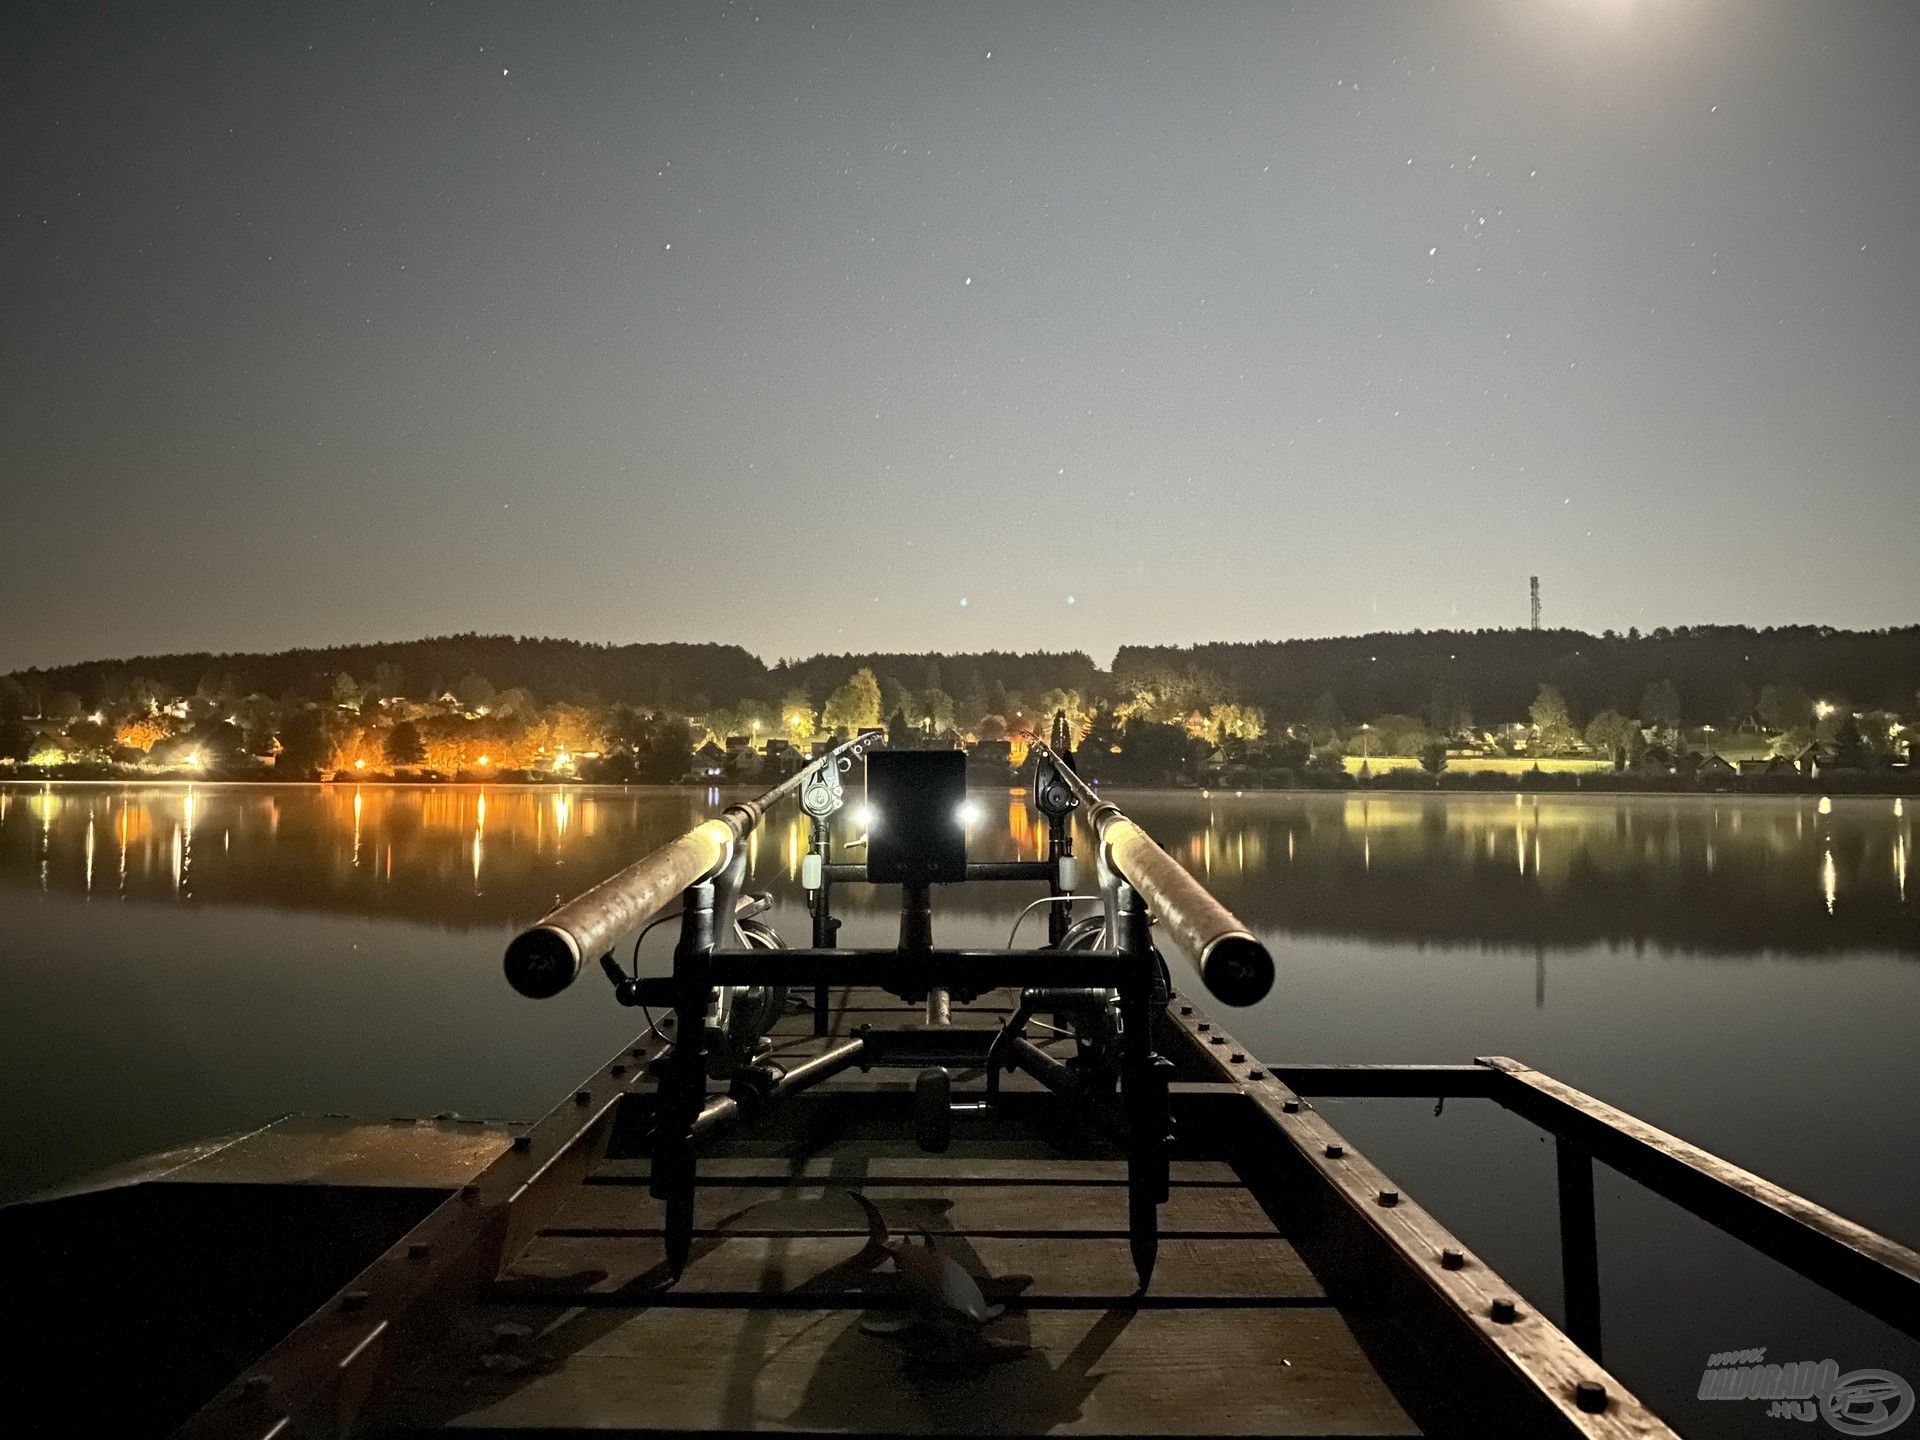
<box><xmin>597</xmin><ymin>867</ymin><xmax>791</xmax><ymax>1079</ymax></box>
<box><xmin>1033</xmin><ymin>757</ymin><xmax>1079</xmax><ymax>821</ymax></box>
<box><xmin>800</xmin><ymin>749</ymin><xmax>852</xmax><ymax>821</ymax></box>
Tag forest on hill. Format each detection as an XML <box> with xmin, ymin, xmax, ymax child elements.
<box><xmin>10</xmin><ymin>625</ymin><xmax>1918</xmax><ymax>728</ymax></box>
<box><xmin>1113</xmin><ymin>625</ymin><xmax>1920</xmax><ymax>732</ymax></box>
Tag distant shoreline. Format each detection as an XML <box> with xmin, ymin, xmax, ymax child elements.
<box><xmin>5</xmin><ymin>772</ymin><xmax>1916</xmax><ymax>800</ymax></box>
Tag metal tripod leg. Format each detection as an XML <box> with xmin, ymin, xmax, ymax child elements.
<box><xmin>653</xmin><ymin>881</ymin><xmax>716</xmax><ymax>1279</ymax></box>
<box><xmin>1116</xmin><ymin>882</ymin><xmax>1169</xmax><ymax>1290</ymax></box>
<box><xmin>808</xmin><ymin>810</ymin><xmax>835</xmax><ymax>1037</ymax></box>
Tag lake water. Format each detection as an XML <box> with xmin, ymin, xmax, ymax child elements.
<box><xmin>2</xmin><ymin>781</ymin><xmax>1915</xmax><ymax>1435</ymax></box>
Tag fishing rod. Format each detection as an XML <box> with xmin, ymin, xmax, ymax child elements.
<box><xmin>1027</xmin><ymin>735</ymin><xmax>1275</xmax><ymax>1008</ymax></box>
<box><xmin>503</xmin><ymin>730</ymin><xmax>877</xmax><ymax>999</ymax></box>
<box><xmin>500</xmin><ymin>717</ymin><xmax>1275</xmax><ymax>1284</ymax></box>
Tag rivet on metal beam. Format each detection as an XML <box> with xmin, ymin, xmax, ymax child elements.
<box><xmin>240</xmin><ymin>1374</ymin><xmax>272</xmax><ymax>1396</ymax></box>
<box><xmin>407</xmin><ymin>1242</ymin><xmax>432</xmax><ymax>1260</ymax></box>
<box><xmin>511</xmin><ymin>1134</ymin><xmax>532</xmax><ymax>1151</ymax></box>
<box><xmin>1209</xmin><ymin>1035</ymin><xmax>1227</xmax><ymax>1046</ymax></box>
<box><xmin>1440</xmin><ymin>1248</ymin><xmax>1465</xmax><ymax>1270</ymax></box>
<box><xmin>630</xmin><ymin>1047</ymin><xmax>645</xmax><ymax>1059</ymax></box>
<box><xmin>341</xmin><ymin>1289</ymin><xmax>370</xmax><ymax>1311</ymax></box>
<box><xmin>1229</xmin><ymin>1052</ymin><xmax>1244</xmax><ymax>1063</ymax></box>
<box><xmin>1249</xmin><ymin>1069</ymin><xmax>1267</xmax><ymax>1080</ymax></box>
<box><xmin>1282</xmin><ymin>1098</ymin><xmax>1301</xmax><ymax>1113</ymax></box>
<box><xmin>461</xmin><ymin>1183</ymin><xmax>480</xmax><ymax>1202</ymax></box>
<box><xmin>1377</xmin><ymin>1189</ymin><xmax>1400</xmax><ymax>1207</ymax></box>
<box><xmin>1491</xmin><ymin>1297</ymin><xmax>1518</xmax><ymax>1323</ymax></box>
<box><xmin>1179</xmin><ymin>1005</ymin><xmax>1194</xmax><ymax>1016</ymax></box>
<box><xmin>575</xmin><ymin>1089</ymin><xmax>592</xmax><ymax>1104</ymax></box>
<box><xmin>610</xmin><ymin>1063</ymin><xmax>627</xmax><ymax>1077</ymax></box>
<box><xmin>1324</xmin><ymin>1143</ymin><xmax>1345</xmax><ymax>1159</ymax></box>
<box><xmin>1575</xmin><ymin>1381</ymin><xmax>1609</xmax><ymax>1413</ymax></box>
<box><xmin>1196</xmin><ymin>1021</ymin><xmax>1211</xmax><ymax>1032</ymax></box>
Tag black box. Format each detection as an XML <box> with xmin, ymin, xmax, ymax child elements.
<box><xmin>863</xmin><ymin>751</ymin><xmax>968</xmax><ymax>884</ymax></box>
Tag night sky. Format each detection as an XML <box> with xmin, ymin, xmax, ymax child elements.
<box><xmin>4</xmin><ymin>1</ymin><xmax>1917</xmax><ymax>673</ymax></box>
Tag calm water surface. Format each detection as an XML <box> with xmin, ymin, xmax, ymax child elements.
<box><xmin>2</xmin><ymin>781</ymin><xmax>1916</xmax><ymax>1435</ymax></box>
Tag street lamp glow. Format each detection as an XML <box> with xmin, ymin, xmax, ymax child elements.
<box><xmin>1815</xmin><ymin>700</ymin><xmax>1836</xmax><ymax>720</ymax></box>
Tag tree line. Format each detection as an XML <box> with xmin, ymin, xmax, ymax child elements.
<box><xmin>11</xmin><ymin>625</ymin><xmax>1918</xmax><ymax>724</ymax></box>
<box><xmin>2</xmin><ymin>625</ymin><xmax>1916</xmax><ymax>784</ymax></box>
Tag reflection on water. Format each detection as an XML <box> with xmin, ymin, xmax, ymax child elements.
<box><xmin>1126</xmin><ymin>790</ymin><xmax>1917</xmax><ymax>956</ymax></box>
<box><xmin>3</xmin><ymin>781</ymin><xmax>1920</xmax><ymax>1440</ymax></box>
<box><xmin>2</xmin><ymin>784</ymin><xmax>1912</xmax><ymax>955</ymax></box>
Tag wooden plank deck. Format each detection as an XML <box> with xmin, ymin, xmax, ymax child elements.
<box><xmin>499</xmin><ymin>1234</ymin><xmax>1322</xmax><ymax>1305</ymax></box>
<box><xmin>371</xmin><ymin>1010</ymin><xmax>1421</xmax><ymax>1438</ymax></box>
<box><xmin>541</xmin><ymin>1180</ymin><xmax>1281</xmax><ymax>1237</ymax></box>
<box><xmin>391</xmin><ymin>1305</ymin><xmax>1416</xmax><ymax>1435</ymax></box>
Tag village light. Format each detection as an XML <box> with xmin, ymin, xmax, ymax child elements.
<box><xmin>354</xmin><ymin>758</ymin><xmax>366</xmax><ymax>770</ymax></box>
<box><xmin>1815</xmin><ymin>700</ymin><xmax>1836</xmax><ymax>719</ymax></box>
<box><xmin>477</xmin><ymin>755</ymin><xmax>490</xmax><ymax>767</ymax></box>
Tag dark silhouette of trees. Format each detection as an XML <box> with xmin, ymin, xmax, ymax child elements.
<box><xmin>456</xmin><ymin>672</ymin><xmax>496</xmax><ymax>711</ymax></box>
<box><xmin>1114</xmin><ymin>626</ymin><xmax>1920</xmax><ymax>731</ymax></box>
<box><xmin>1087</xmin><ymin>718</ymin><xmax>1200</xmax><ymax>782</ymax></box>
<box><xmin>1758</xmin><ymin>682</ymin><xmax>1814</xmax><ymax>733</ymax></box>
<box><xmin>1427</xmin><ymin>683</ymin><xmax>1473</xmax><ymax>738</ymax></box>
<box><xmin>1831</xmin><ymin>713</ymin><xmax>1869</xmax><ymax>770</ymax></box>
<box><xmin>7</xmin><ymin>626</ymin><xmax>1920</xmax><ymax>754</ymax></box>
<box><xmin>1639</xmin><ymin>679</ymin><xmax>1681</xmax><ymax>732</ymax></box>
<box><xmin>277</xmin><ymin>709</ymin><xmax>336</xmax><ymax>777</ymax></box>
<box><xmin>383</xmin><ymin>721</ymin><xmax>426</xmax><ymax>767</ymax></box>
<box><xmin>1306</xmin><ymin>691</ymin><xmax>1346</xmax><ymax>744</ymax></box>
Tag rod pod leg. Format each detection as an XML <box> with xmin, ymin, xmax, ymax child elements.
<box><xmin>654</xmin><ymin>881</ymin><xmax>717</xmax><ymax>1279</ymax></box>
<box><xmin>1117</xmin><ymin>882</ymin><xmax>1169</xmax><ymax>1289</ymax></box>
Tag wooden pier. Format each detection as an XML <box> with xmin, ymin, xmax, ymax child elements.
<box><xmin>153</xmin><ymin>988</ymin><xmax>1668</xmax><ymax>1439</ymax></box>
<box><xmin>5</xmin><ymin>981</ymin><xmax>1915</xmax><ymax>1438</ymax></box>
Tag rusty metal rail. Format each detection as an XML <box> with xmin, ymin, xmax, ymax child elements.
<box><xmin>1216</xmin><ymin>1050</ymin><xmax>1920</xmax><ymax>1348</ymax></box>
<box><xmin>1475</xmin><ymin>1056</ymin><xmax>1920</xmax><ymax>1343</ymax></box>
